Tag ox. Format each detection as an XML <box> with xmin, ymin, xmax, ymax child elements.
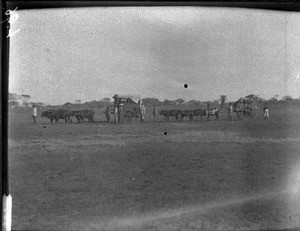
<box><xmin>190</xmin><ymin>109</ymin><xmax>206</xmax><ymax>121</ymax></box>
<box><xmin>71</xmin><ymin>110</ymin><xmax>95</xmax><ymax>123</ymax></box>
<box><xmin>159</xmin><ymin>110</ymin><xmax>180</xmax><ymax>122</ymax></box>
<box><xmin>41</xmin><ymin>110</ymin><xmax>72</xmax><ymax>124</ymax></box>
<box><xmin>179</xmin><ymin>110</ymin><xmax>193</xmax><ymax>122</ymax></box>
<box><xmin>206</xmin><ymin>108</ymin><xmax>220</xmax><ymax>121</ymax></box>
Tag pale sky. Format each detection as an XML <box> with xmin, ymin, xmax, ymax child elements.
<box><xmin>9</xmin><ymin>7</ymin><xmax>300</xmax><ymax>105</ymax></box>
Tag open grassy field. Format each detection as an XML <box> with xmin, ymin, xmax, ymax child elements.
<box><xmin>8</xmin><ymin>104</ymin><xmax>300</xmax><ymax>230</ymax></box>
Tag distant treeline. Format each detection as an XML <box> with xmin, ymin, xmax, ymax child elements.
<box><xmin>58</xmin><ymin>95</ymin><xmax>300</xmax><ymax>109</ymax></box>
<box><xmin>10</xmin><ymin>95</ymin><xmax>300</xmax><ymax>111</ymax></box>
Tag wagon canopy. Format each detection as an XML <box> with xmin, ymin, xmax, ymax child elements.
<box><xmin>113</xmin><ymin>94</ymin><xmax>141</xmax><ymax>104</ymax></box>
<box><xmin>237</xmin><ymin>97</ymin><xmax>256</xmax><ymax>103</ymax></box>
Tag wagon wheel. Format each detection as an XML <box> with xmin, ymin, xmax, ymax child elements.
<box><xmin>236</xmin><ymin>110</ymin><xmax>243</xmax><ymax>120</ymax></box>
<box><xmin>124</xmin><ymin>110</ymin><xmax>133</xmax><ymax>122</ymax></box>
<box><xmin>250</xmin><ymin>108</ymin><xmax>258</xmax><ymax>120</ymax></box>
<box><xmin>242</xmin><ymin>106</ymin><xmax>254</xmax><ymax>120</ymax></box>
<box><xmin>135</xmin><ymin>113</ymin><xmax>141</xmax><ymax>122</ymax></box>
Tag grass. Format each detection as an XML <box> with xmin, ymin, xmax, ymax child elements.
<box><xmin>8</xmin><ymin>104</ymin><xmax>300</xmax><ymax>230</ymax></box>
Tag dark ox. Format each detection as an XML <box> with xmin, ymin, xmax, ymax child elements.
<box><xmin>179</xmin><ymin>110</ymin><xmax>193</xmax><ymax>121</ymax></box>
<box><xmin>41</xmin><ymin>110</ymin><xmax>55</xmax><ymax>124</ymax></box>
<box><xmin>41</xmin><ymin>110</ymin><xmax>72</xmax><ymax>124</ymax></box>
<box><xmin>71</xmin><ymin>110</ymin><xmax>95</xmax><ymax>123</ymax></box>
<box><xmin>190</xmin><ymin>109</ymin><xmax>206</xmax><ymax>121</ymax></box>
<box><xmin>159</xmin><ymin>110</ymin><xmax>180</xmax><ymax>122</ymax></box>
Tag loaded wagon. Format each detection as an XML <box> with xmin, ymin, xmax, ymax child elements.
<box><xmin>113</xmin><ymin>94</ymin><xmax>142</xmax><ymax>122</ymax></box>
<box><xmin>232</xmin><ymin>97</ymin><xmax>259</xmax><ymax>121</ymax></box>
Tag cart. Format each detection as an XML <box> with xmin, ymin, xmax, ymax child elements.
<box><xmin>113</xmin><ymin>94</ymin><xmax>142</xmax><ymax>122</ymax></box>
<box><xmin>232</xmin><ymin>97</ymin><xmax>259</xmax><ymax>121</ymax></box>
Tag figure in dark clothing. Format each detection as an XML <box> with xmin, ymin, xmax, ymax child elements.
<box><xmin>263</xmin><ymin>103</ymin><xmax>269</xmax><ymax>119</ymax></box>
<box><xmin>105</xmin><ymin>106</ymin><xmax>110</xmax><ymax>123</ymax></box>
<box><xmin>118</xmin><ymin>104</ymin><xmax>124</xmax><ymax>123</ymax></box>
<box><xmin>153</xmin><ymin>105</ymin><xmax>158</xmax><ymax>123</ymax></box>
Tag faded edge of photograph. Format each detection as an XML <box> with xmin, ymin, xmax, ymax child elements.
<box><xmin>4</xmin><ymin>1</ymin><xmax>300</xmax><ymax>231</ymax></box>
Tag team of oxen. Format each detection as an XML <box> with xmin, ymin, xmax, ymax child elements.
<box><xmin>40</xmin><ymin>107</ymin><xmax>220</xmax><ymax>124</ymax></box>
<box><xmin>41</xmin><ymin>109</ymin><xmax>95</xmax><ymax>124</ymax></box>
<box><xmin>159</xmin><ymin>108</ymin><xmax>220</xmax><ymax>122</ymax></box>
<box><xmin>159</xmin><ymin>97</ymin><xmax>225</xmax><ymax>122</ymax></box>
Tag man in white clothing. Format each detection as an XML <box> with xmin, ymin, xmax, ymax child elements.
<box><xmin>140</xmin><ymin>104</ymin><xmax>146</xmax><ymax>123</ymax></box>
<box><xmin>32</xmin><ymin>105</ymin><xmax>37</xmax><ymax>124</ymax></box>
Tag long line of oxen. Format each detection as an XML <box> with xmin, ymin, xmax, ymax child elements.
<box><xmin>159</xmin><ymin>108</ymin><xmax>220</xmax><ymax>122</ymax></box>
<box><xmin>41</xmin><ymin>109</ymin><xmax>95</xmax><ymax>124</ymax></box>
<box><xmin>40</xmin><ymin>107</ymin><xmax>220</xmax><ymax>124</ymax></box>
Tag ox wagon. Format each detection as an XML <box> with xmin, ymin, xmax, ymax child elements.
<box><xmin>113</xmin><ymin>94</ymin><xmax>142</xmax><ymax>122</ymax></box>
<box><xmin>232</xmin><ymin>97</ymin><xmax>259</xmax><ymax>121</ymax></box>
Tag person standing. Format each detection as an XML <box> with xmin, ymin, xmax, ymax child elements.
<box><xmin>153</xmin><ymin>105</ymin><xmax>158</xmax><ymax>123</ymax></box>
<box><xmin>228</xmin><ymin>103</ymin><xmax>233</xmax><ymax>121</ymax></box>
<box><xmin>206</xmin><ymin>102</ymin><xmax>210</xmax><ymax>120</ymax></box>
<box><xmin>140</xmin><ymin>103</ymin><xmax>146</xmax><ymax>123</ymax></box>
<box><xmin>32</xmin><ymin>104</ymin><xmax>37</xmax><ymax>124</ymax></box>
<box><xmin>263</xmin><ymin>102</ymin><xmax>269</xmax><ymax>119</ymax></box>
<box><xmin>105</xmin><ymin>106</ymin><xmax>110</xmax><ymax>123</ymax></box>
<box><xmin>118</xmin><ymin>104</ymin><xmax>124</xmax><ymax>124</ymax></box>
<box><xmin>114</xmin><ymin>105</ymin><xmax>118</xmax><ymax>124</ymax></box>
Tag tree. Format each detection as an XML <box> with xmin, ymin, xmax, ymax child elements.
<box><xmin>102</xmin><ymin>98</ymin><xmax>111</xmax><ymax>102</ymax></box>
<box><xmin>64</xmin><ymin>102</ymin><xmax>72</xmax><ymax>107</ymax></box>
<box><xmin>187</xmin><ymin>100</ymin><xmax>198</xmax><ymax>107</ymax></box>
<box><xmin>268</xmin><ymin>94</ymin><xmax>280</xmax><ymax>102</ymax></box>
<box><xmin>220</xmin><ymin>95</ymin><xmax>227</xmax><ymax>101</ymax></box>
<box><xmin>245</xmin><ymin>94</ymin><xmax>262</xmax><ymax>101</ymax></box>
<box><xmin>162</xmin><ymin>99</ymin><xmax>176</xmax><ymax>106</ymax></box>
<box><xmin>142</xmin><ymin>98</ymin><xmax>161</xmax><ymax>106</ymax></box>
<box><xmin>219</xmin><ymin>95</ymin><xmax>227</xmax><ymax>110</ymax></box>
<box><xmin>175</xmin><ymin>99</ymin><xmax>185</xmax><ymax>105</ymax></box>
<box><xmin>219</xmin><ymin>95</ymin><xmax>227</xmax><ymax>104</ymax></box>
<box><xmin>9</xmin><ymin>100</ymin><xmax>20</xmax><ymax>108</ymax></box>
<box><xmin>282</xmin><ymin>95</ymin><xmax>293</xmax><ymax>101</ymax></box>
<box><xmin>205</xmin><ymin>101</ymin><xmax>211</xmax><ymax>109</ymax></box>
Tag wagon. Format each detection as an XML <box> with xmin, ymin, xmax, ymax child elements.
<box><xmin>113</xmin><ymin>94</ymin><xmax>142</xmax><ymax>122</ymax></box>
<box><xmin>232</xmin><ymin>97</ymin><xmax>259</xmax><ymax>121</ymax></box>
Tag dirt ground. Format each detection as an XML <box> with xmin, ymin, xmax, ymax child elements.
<box><xmin>8</xmin><ymin>105</ymin><xmax>300</xmax><ymax>230</ymax></box>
